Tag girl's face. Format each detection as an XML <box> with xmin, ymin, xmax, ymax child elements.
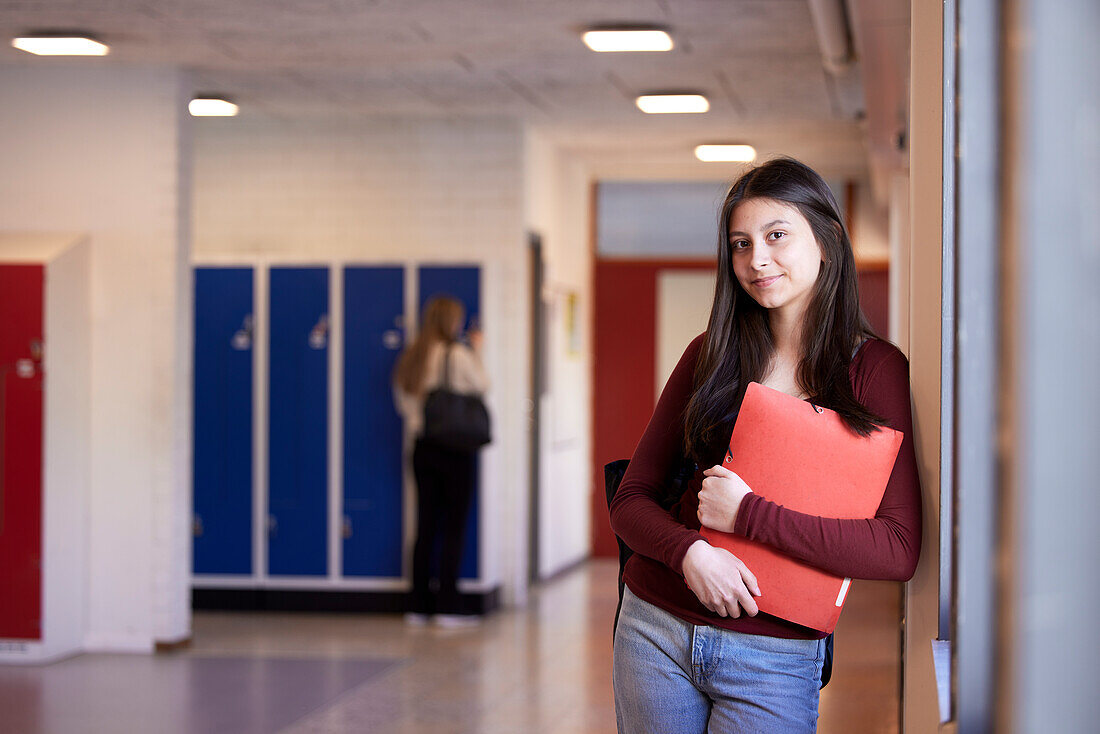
<box><xmin>729</xmin><ymin>197</ymin><xmax>824</xmax><ymax>321</ymax></box>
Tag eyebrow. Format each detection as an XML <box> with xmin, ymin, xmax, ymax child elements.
<box><xmin>728</xmin><ymin>219</ymin><xmax>790</xmax><ymax>237</ymax></box>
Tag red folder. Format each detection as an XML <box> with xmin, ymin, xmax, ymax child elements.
<box><xmin>700</xmin><ymin>382</ymin><xmax>903</xmax><ymax>632</ymax></box>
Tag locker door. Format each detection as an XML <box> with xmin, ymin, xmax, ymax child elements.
<box><xmin>343</xmin><ymin>267</ymin><xmax>404</xmax><ymax>577</ymax></box>
<box><xmin>418</xmin><ymin>266</ymin><xmax>481</xmax><ymax>580</ymax></box>
<box><xmin>0</xmin><ymin>264</ymin><xmax>44</xmax><ymax>640</ymax></box>
<box><xmin>193</xmin><ymin>267</ymin><xmax>254</xmax><ymax>575</ymax></box>
<box><xmin>268</xmin><ymin>267</ymin><xmax>329</xmax><ymax>576</ymax></box>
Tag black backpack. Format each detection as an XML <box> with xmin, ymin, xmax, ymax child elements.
<box><xmin>603</xmin><ymin>457</ymin><xmax>834</xmax><ymax>689</ymax></box>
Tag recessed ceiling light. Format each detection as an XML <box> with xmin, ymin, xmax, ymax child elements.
<box><xmin>635</xmin><ymin>94</ymin><xmax>709</xmax><ymax>114</ymax></box>
<box><xmin>582</xmin><ymin>29</ymin><xmax>673</xmax><ymax>52</ymax></box>
<box><xmin>694</xmin><ymin>144</ymin><xmax>757</xmax><ymax>162</ymax></box>
<box><xmin>189</xmin><ymin>98</ymin><xmax>239</xmax><ymax>117</ymax></box>
<box><xmin>12</xmin><ymin>35</ymin><xmax>109</xmax><ymax>56</ymax></box>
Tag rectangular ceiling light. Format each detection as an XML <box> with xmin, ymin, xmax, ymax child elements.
<box><xmin>189</xmin><ymin>98</ymin><xmax>239</xmax><ymax>117</ymax></box>
<box><xmin>695</xmin><ymin>145</ymin><xmax>757</xmax><ymax>162</ymax></box>
<box><xmin>636</xmin><ymin>94</ymin><xmax>709</xmax><ymax>114</ymax></box>
<box><xmin>12</xmin><ymin>36</ymin><xmax>109</xmax><ymax>56</ymax></box>
<box><xmin>582</xmin><ymin>30</ymin><xmax>673</xmax><ymax>52</ymax></box>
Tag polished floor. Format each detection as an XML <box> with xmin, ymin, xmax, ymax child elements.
<box><xmin>0</xmin><ymin>560</ymin><xmax>900</xmax><ymax>733</ymax></box>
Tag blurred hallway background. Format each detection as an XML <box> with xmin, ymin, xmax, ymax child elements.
<box><xmin>1</xmin><ymin>1</ymin><xmax>1097</xmax><ymax>731</ymax></box>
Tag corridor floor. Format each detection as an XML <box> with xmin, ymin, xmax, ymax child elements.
<box><xmin>0</xmin><ymin>559</ymin><xmax>900</xmax><ymax>733</ymax></box>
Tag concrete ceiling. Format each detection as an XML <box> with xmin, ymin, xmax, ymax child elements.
<box><xmin>0</xmin><ymin>0</ymin><xmax>909</xmax><ymax>178</ymax></box>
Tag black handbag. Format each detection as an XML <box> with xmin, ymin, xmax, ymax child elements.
<box><xmin>422</xmin><ymin>344</ymin><xmax>491</xmax><ymax>451</ymax></box>
<box><xmin>603</xmin><ymin>457</ymin><xmax>833</xmax><ymax>689</ymax></box>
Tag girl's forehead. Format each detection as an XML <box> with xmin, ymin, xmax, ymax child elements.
<box><xmin>729</xmin><ymin>198</ymin><xmax>804</xmax><ymax>228</ymax></box>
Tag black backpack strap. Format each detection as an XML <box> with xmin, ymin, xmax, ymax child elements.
<box><xmin>820</xmin><ymin>632</ymin><xmax>834</xmax><ymax>688</ymax></box>
<box><xmin>603</xmin><ymin>459</ymin><xmax>632</xmax><ymax>637</ymax></box>
<box><xmin>440</xmin><ymin>342</ymin><xmax>454</xmax><ymax>388</ymax></box>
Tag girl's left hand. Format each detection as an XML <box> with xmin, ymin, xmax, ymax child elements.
<box><xmin>697</xmin><ymin>464</ymin><xmax>753</xmax><ymax>533</ymax></box>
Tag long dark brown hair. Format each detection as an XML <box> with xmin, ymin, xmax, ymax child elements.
<box><xmin>393</xmin><ymin>295</ymin><xmax>464</xmax><ymax>396</ymax></box>
<box><xmin>684</xmin><ymin>157</ymin><xmax>884</xmax><ymax>463</ymax></box>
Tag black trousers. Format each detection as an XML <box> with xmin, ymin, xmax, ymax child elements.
<box><xmin>410</xmin><ymin>438</ymin><xmax>477</xmax><ymax>615</ymax></box>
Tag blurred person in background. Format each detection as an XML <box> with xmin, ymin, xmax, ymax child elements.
<box><xmin>393</xmin><ymin>295</ymin><xmax>489</xmax><ymax>627</ymax></box>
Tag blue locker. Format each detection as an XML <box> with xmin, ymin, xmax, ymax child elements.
<box><xmin>268</xmin><ymin>267</ymin><xmax>329</xmax><ymax>576</ymax></box>
<box><xmin>193</xmin><ymin>267</ymin><xmax>254</xmax><ymax>575</ymax></box>
<box><xmin>343</xmin><ymin>267</ymin><xmax>405</xmax><ymax>576</ymax></box>
<box><xmin>418</xmin><ymin>266</ymin><xmax>481</xmax><ymax>580</ymax></box>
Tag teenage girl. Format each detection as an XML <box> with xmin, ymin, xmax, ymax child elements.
<box><xmin>609</xmin><ymin>158</ymin><xmax>922</xmax><ymax>733</ymax></box>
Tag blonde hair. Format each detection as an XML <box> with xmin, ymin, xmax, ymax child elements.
<box><xmin>393</xmin><ymin>295</ymin><xmax>465</xmax><ymax>395</ymax></box>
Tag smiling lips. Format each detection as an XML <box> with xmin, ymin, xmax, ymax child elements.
<box><xmin>752</xmin><ymin>275</ymin><xmax>783</xmax><ymax>288</ymax></box>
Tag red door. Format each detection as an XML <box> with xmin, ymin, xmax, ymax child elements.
<box><xmin>591</xmin><ymin>260</ymin><xmax>714</xmax><ymax>557</ymax></box>
<box><xmin>0</xmin><ymin>264</ymin><xmax>44</xmax><ymax>640</ymax></box>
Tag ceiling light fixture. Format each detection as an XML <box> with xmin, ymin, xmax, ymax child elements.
<box><xmin>189</xmin><ymin>97</ymin><xmax>239</xmax><ymax>117</ymax></box>
<box><xmin>694</xmin><ymin>144</ymin><xmax>757</xmax><ymax>162</ymax></box>
<box><xmin>635</xmin><ymin>93</ymin><xmax>709</xmax><ymax>114</ymax></box>
<box><xmin>582</xmin><ymin>28</ymin><xmax>673</xmax><ymax>52</ymax></box>
<box><xmin>11</xmin><ymin>34</ymin><xmax>109</xmax><ymax>56</ymax></box>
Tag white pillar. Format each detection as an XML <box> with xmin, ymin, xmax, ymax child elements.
<box><xmin>0</xmin><ymin>66</ymin><xmax>193</xmax><ymax>653</ymax></box>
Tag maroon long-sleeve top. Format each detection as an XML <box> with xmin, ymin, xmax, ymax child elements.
<box><xmin>609</xmin><ymin>333</ymin><xmax>923</xmax><ymax>640</ymax></box>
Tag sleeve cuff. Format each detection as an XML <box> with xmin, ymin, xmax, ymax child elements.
<box><xmin>732</xmin><ymin>492</ymin><xmax>763</xmax><ymax>537</ymax></box>
<box><xmin>669</xmin><ymin>531</ymin><xmax>706</xmax><ymax>576</ymax></box>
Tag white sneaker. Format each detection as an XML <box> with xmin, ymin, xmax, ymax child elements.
<box><xmin>404</xmin><ymin>612</ymin><xmax>431</xmax><ymax>627</ymax></box>
<box><xmin>434</xmin><ymin>614</ymin><xmax>481</xmax><ymax>629</ymax></box>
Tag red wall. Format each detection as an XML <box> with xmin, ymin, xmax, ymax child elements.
<box><xmin>858</xmin><ymin>266</ymin><xmax>890</xmax><ymax>337</ymax></box>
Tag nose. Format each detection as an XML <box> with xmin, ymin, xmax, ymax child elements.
<box><xmin>750</xmin><ymin>242</ymin><xmax>771</xmax><ymax>270</ymax></box>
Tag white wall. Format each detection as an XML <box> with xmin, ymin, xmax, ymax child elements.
<box><xmin>0</xmin><ymin>65</ymin><xmax>193</xmax><ymax>652</ymax></box>
<box><xmin>888</xmin><ymin>174</ymin><xmax>912</xmax><ymax>352</ymax></box>
<box><xmin>42</xmin><ymin>238</ymin><xmax>92</xmax><ymax>660</ymax></box>
<box><xmin>656</xmin><ymin>271</ymin><xmax>715</xmax><ymax>403</ymax></box>
<box><xmin>524</xmin><ymin>131</ymin><xmax>594</xmax><ymax>580</ymax></box>
<box><xmin>192</xmin><ymin>116</ymin><xmax>531</xmax><ymax>602</ymax></box>
<box><xmin>851</xmin><ymin>179</ymin><xmax>891</xmax><ymax>264</ymax></box>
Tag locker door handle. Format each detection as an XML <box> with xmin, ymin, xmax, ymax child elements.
<box><xmin>308</xmin><ymin>315</ymin><xmax>329</xmax><ymax>350</ymax></box>
<box><xmin>382</xmin><ymin>329</ymin><xmax>402</xmax><ymax>350</ymax></box>
<box><xmin>231</xmin><ymin>314</ymin><xmax>253</xmax><ymax>351</ymax></box>
<box><xmin>193</xmin><ymin>515</ymin><xmax>204</xmax><ymax>537</ymax></box>
<box><xmin>342</xmin><ymin>515</ymin><xmax>352</xmax><ymax>539</ymax></box>
<box><xmin>267</xmin><ymin>514</ymin><xmax>278</xmax><ymax>536</ymax></box>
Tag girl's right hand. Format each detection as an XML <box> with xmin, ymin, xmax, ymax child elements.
<box><xmin>468</xmin><ymin>328</ymin><xmax>484</xmax><ymax>351</ymax></box>
<box><xmin>682</xmin><ymin>540</ymin><xmax>761</xmax><ymax>618</ymax></box>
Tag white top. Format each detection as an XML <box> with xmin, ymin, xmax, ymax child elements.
<box><xmin>393</xmin><ymin>340</ymin><xmax>489</xmax><ymax>437</ymax></box>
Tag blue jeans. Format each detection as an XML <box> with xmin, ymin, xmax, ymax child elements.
<box><xmin>613</xmin><ymin>587</ymin><xmax>825</xmax><ymax>733</ymax></box>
